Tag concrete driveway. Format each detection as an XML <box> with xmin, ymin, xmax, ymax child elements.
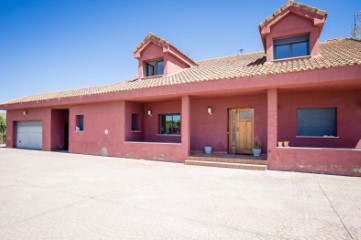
<box><xmin>0</xmin><ymin>148</ymin><xmax>360</xmax><ymax>240</ymax></box>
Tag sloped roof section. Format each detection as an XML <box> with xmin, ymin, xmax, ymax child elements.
<box><xmin>134</xmin><ymin>33</ymin><xmax>197</xmax><ymax>66</ymax></box>
<box><xmin>259</xmin><ymin>0</ymin><xmax>327</xmax><ymax>29</ymax></box>
<box><xmin>1</xmin><ymin>38</ymin><xmax>361</xmax><ymax>106</ymax></box>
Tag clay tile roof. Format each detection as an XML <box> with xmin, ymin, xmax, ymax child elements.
<box><xmin>134</xmin><ymin>33</ymin><xmax>197</xmax><ymax>66</ymax></box>
<box><xmin>259</xmin><ymin>1</ymin><xmax>327</xmax><ymax>29</ymax></box>
<box><xmin>1</xmin><ymin>38</ymin><xmax>361</xmax><ymax>106</ymax></box>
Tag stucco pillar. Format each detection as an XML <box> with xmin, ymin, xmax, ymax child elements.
<box><xmin>267</xmin><ymin>89</ymin><xmax>278</xmax><ymax>155</ymax></box>
<box><xmin>181</xmin><ymin>95</ymin><xmax>191</xmax><ymax>155</ymax></box>
<box><xmin>42</xmin><ymin>109</ymin><xmax>52</xmax><ymax>151</ymax></box>
<box><xmin>6</xmin><ymin>113</ymin><xmax>14</xmax><ymax>148</ymax></box>
<box><xmin>119</xmin><ymin>101</ymin><xmax>126</xmax><ymax>143</ymax></box>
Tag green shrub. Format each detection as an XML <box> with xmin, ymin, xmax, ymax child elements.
<box><xmin>0</xmin><ymin>116</ymin><xmax>6</xmax><ymax>144</ymax></box>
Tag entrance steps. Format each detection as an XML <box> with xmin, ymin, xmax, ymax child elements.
<box><xmin>185</xmin><ymin>153</ymin><xmax>267</xmax><ymax>171</ymax></box>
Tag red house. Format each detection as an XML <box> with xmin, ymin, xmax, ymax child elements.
<box><xmin>1</xmin><ymin>1</ymin><xmax>361</xmax><ymax>176</ymax></box>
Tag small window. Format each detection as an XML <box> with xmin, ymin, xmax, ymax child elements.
<box><xmin>297</xmin><ymin>108</ymin><xmax>336</xmax><ymax>137</ymax></box>
<box><xmin>274</xmin><ymin>35</ymin><xmax>309</xmax><ymax>60</ymax></box>
<box><xmin>145</xmin><ymin>60</ymin><xmax>164</xmax><ymax>77</ymax></box>
<box><xmin>159</xmin><ymin>114</ymin><xmax>181</xmax><ymax>135</ymax></box>
<box><xmin>76</xmin><ymin>115</ymin><xmax>84</xmax><ymax>132</ymax></box>
<box><xmin>131</xmin><ymin>113</ymin><xmax>140</xmax><ymax>131</ymax></box>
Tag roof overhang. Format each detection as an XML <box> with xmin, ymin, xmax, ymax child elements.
<box><xmin>259</xmin><ymin>1</ymin><xmax>328</xmax><ymax>49</ymax></box>
<box><xmin>134</xmin><ymin>33</ymin><xmax>197</xmax><ymax>67</ymax></box>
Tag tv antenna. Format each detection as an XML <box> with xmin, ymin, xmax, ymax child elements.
<box><xmin>351</xmin><ymin>11</ymin><xmax>361</xmax><ymax>38</ymax></box>
<box><xmin>239</xmin><ymin>49</ymin><xmax>244</xmax><ymax>54</ymax></box>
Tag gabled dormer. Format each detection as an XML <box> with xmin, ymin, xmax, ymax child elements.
<box><xmin>259</xmin><ymin>1</ymin><xmax>327</xmax><ymax>62</ymax></box>
<box><xmin>134</xmin><ymin>33</ymin><xmax>197</xmax><ymax>79</ymax></box>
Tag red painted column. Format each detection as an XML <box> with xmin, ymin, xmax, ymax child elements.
<box><xmin>6</xmin><ymin>113</ymin><xmax>14</xmax><ymax>148</ymax></box>
<box><xmin>119</xmin><ymin>101</ymin><xmax>126</xmax><ymax>143</ymax></box>
<box><xmin>42</xmin><ymin>108</ymin><xmax>52</xmax><ymax>151</ymax></box>
<box><xmin>181</xmin><ymin>96</ymin><xmax>191</xmax><ymax>155</ymax></box>
<box><xmin>267</xmin><ymin>89</ymin><xmax>278</xmax><ymax>156</ymax></box>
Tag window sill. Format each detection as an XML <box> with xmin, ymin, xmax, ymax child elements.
<box><xmin>272</xmin><ymin>55</ymin><xmax>311</xmax><ymax>62</ymax></box>
<box><xmin>131</xmin><ymin>130</ymin><xmax>142</xmax><ymax>133</ymax></box>
<box><xmin>276</xmin><ymin>146</ymin><xmax>360</xmax><ymax>151</ymax></box>
<box><xmin>75</xmin><ymin>130</ymin><xmax>84</xmax><ymax>133</ymax></box>
<box><xmin>142</xmin><ymin>75</ymin><xmax>163</xmax><ymax>80</ymax></box>
<box><xmin>157</xmin><ymin>134</ymin><xmax>181</xmax><ymax>137</ymax></box>
<box><xmin>296</xmin><ymin>136</ymin><xmax>339</xmax><ymax>139</ymax></box>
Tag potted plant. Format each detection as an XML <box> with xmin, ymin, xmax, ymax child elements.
<box><xmin>253</xmin><ymin>136</ymin><xmax>262</xmax><ymax>157</ymax></box>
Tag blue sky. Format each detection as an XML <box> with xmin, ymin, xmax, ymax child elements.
<box><xmin>0</xmin><ymin>0</ymin><xmax>359</xmax><ymax>106</ymax></box>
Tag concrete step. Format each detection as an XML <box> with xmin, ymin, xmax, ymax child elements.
<box><xmin>188</xmin><ymin>156</ymin><xmax>267</xmax><ymax>165</ymax></box>
<box><xmin>185</xmin><ymin>160</ymin><xmax>267</xmax><ymax>171</ymax></box>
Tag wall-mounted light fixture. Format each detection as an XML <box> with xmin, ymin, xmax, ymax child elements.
<box><xmin>207</xmin><ymin>107</ymin><xmax>212</xmax><ymax>115</ymax></box>
<box><xmin>23</xmin><ymin>111</ymin><xmax>28</xmax><ymax>116</ymax></box>
<box><xmin>147</xmin><ymin>110</ymin><xmax>152</xmax><ymax>116</ymax></box>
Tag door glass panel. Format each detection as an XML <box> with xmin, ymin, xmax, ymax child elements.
<box><xmin>248</xmin><ymin>110</ymin><xmax>253</xmax><ymax>119</ymax></box>
<box><xmin>231</xmin><ymin>111</ymin><xmax>237</xmax><ymax>149</ymax></box>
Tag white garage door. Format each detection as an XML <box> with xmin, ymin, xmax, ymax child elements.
<box><xmin>16</xmin><ymin>121</ymin><xmax>43</xmax><ymax>150</ymax></box>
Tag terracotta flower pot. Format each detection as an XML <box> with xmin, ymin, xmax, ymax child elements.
<box><xmin>283</xmin><ymin>141</ymin><xmax>290</xmax><ymax>147</ymax></box>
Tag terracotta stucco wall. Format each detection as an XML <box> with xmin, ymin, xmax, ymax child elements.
<box><xmin>278</xmin><ymin>90</ymin><xmax>361</xmax><ymax>148</ymax></box>
<box><xmin>143</xmin><ymin>100</ymin><xmax>181</xmax><ymax>143</ymax></box>
<box><xmin>6</xmin><ymin>108</ymin><xmax>51</xmax><ymax>150</ymax></box>
<box><xmin>67</xmin><ymin>100</ymin><xmax>187</xmax><ymax>161</ymax></box>
<box><xmin>69</xmin><ymin>101</ymin><xmax>123</xmax><ymax>157</ymax></box>
<box><xmin>269</xmin><ymin>148</ymin><xmax>361</xmax><ymax>177</ymax></box>
<box><xmin>122</xmin><ymin>142</ymin><xmax>186</xmax><ymax>162</ymax></box>
<box><xmin>164</xmin><ymin>54</ymin><xmax>188</xmax><ymax>75</ymax></box>
<box><xmin>137</xmin><ymin>43</ymin><xmax>189</xmax><ymax>78</ymax></box>
<box><xmin>190</xmin><ymin>95</ymin><xmax>268</xmax><ymax>153</ymax></box>
<box><xmin>266</xmin><ymin>13</ymin><xmax>320</xmax><ymax>61</ymax></box>
<box><xmin>125</xmin><ymin>101</ymin><xmax>144</xmax><ymax>142</ymax></box>
<box><xmin>268</xmin><ymin>89</ymin><xmax>361</xmax><ymax>177</ymax></box>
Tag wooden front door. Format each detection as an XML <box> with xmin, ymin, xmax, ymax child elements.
<box><xmin>229</xmin><ymin>108</ymin><xmax>254</xmax><ymax>154</ymax></box>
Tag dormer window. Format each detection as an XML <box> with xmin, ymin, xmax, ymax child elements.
<box><xmin>274</xmin><ymin>35</ymin><xmax>310</xmax><ymax>60</ymax></box>
<box><xmin>145</xmin><ymin>59</ymin><xmax>164</xmax><ymax>77</ymax></box>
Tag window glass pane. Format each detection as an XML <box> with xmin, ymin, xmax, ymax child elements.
<box><xmin>156</xmin><ymin>61</ymin><xmax>164</xmax><ymax>75</ymax></box>
<box><xmin>76</xmin><ymin>115</ymin><xmax>84</xmax><ymax>131</ymax></box>
<box><xmin>274</xmin><ymin>35</ymin><xmax>309</xmax><ymax>60</ymax></box>
<box><xmin>131</xmin><ymin>114</ymin><xmax>139</xmax><ymax>131</ymax></box>
<box><xmin>146</xmin><ymin>63</ymin><xmax>155</xmax><ymax>76</ymax></box>
<box><xmin>79</xmin><ymin>116</ymin><xmax>84</xmax><ymax>131</ymax></box>
<box><xmin>297</xmin><ymin>108</ymin><xmax>336</xmax><ymax>136</ymax></box>
<box><xmin>292</xmin><ymin>42</ymin><xmax>308</xmax><ymax>57</ymax></box>
<box><xmin>160</xmin><ymin>115</ymin><xmax>166</xmax><ymax>134</ymax></box>
<box><xmin>165</xmin><ymin>115</ymin><xmax>172</xmax><ymax>134</ymax></box>
<box><xmin>247</xmin><ymin>110</ymin><xmax>253</xmax><ymax>119</ymax></box>
<box><xmin>160</xmin><ymin>114</ymin><xmax>180</xmax><ymax>135</ymax></box>
<box><xmin>173</xmin><ymin>115</ymin><xmax>180</xmax><ymax>134</ymax></box>
<box><xmin>145</xmin><ymin>60</ymin><xmax>163</xmax><ymax>76</ymax></box>
<box><xmin>274</xmin><ymin>45</ymin><xmax>290</xmax><ymax>59</ymax></box>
